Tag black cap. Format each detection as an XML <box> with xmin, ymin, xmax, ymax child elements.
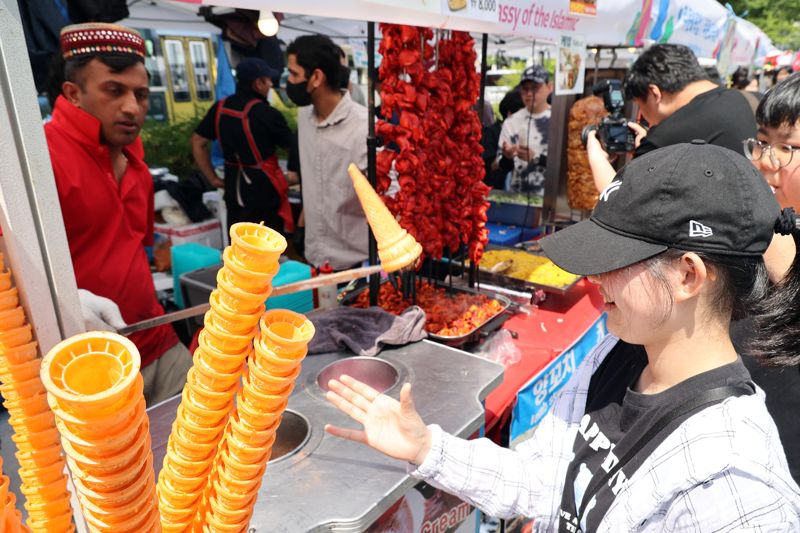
<box><xmin>236</xmin><ymin>58</ymin><xmax>280</xmax><ymax>83</ymax></box>
<box><xmin>520</xmin><ymin>64</ymin><xmax>549</xmax><ymax>85</ymax></box>
<box><xmin>541</xmin><ymin>141</ymin><xmax>781</xmax><ymax>276</ymax></box>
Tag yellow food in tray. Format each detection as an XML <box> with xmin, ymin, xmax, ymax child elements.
<box><xmin>480</xmin><ymin>249</ymin><xmax>581</xmax><ymax>288</ymax></box>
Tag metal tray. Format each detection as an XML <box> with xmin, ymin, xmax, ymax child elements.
<box><xmin>473</xmin><ymin>244</ymin><xmax>583</xmax><ymax>296</ymax></box>
<box><xmin>340</xmin><ymin>280</ymin><xmax>513</xmax><ymax>348</ymax></box>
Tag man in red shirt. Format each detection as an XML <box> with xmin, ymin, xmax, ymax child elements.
<box><xmin>45</xmin><ymin>23</ymin><xmax>191</xmax><ymax>405</ymax></box>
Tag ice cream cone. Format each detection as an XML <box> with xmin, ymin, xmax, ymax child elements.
<box><xmin>210</xmin><ymin>474</ymin><xmax>260</xmax><ymax>511</ymax></box>
<box><xmin>203</xmin><ymin>507</ymin><xmax>249</xmax><ymax>533</ymax></box>
<box><xmin>221</xmin><ymin>435</ymin><xmax>271</xmax><ymax>466</ymax></box>
<box><xmin>244</xmin><ymin>362</ymin><xmax>296</xmax><ymax>396</ymax></box>
<box><xmin>239</xmin><ymin>377</ymin><xmax>288</xmax><ymax>413</ymax></box>
<box><xmin>0</xmin><ymin>341</ymin><xmax>36</xmax><ymax>366</ymax></box>
<box><xmin>0</xmin><ymin>288</ymin><xmax>18</xmax><ymax>311</ymax></box>
<box><xmin>41</xmin><ymin>332</ymin><xmax>140</xmax><ymax>412</ymax></box>
<box><xmin>179</xmin><ymin>384</ymin><xmax>233</xmax><ymax>426</ymax></box>
<box><xmin>0</xmin><ymin>356</ymin><xmax>40</xmax><ymax>384</ymax></box>
<box><xmin>222</xmin><ymin>247</ymin><xmax>280</xmax><ymax>293</ymax></box>
<box><xmin>348</xmin><ymin>163</ymin><xmax>422</xmax><ymax>272</ymax></box>
<box><xmin>207</xmin><ymin>492</ymin><xmax>252</xmax><ymax>523</ymax></box>
<box><xmin>209</xmin><ymin>290</ymin><xmax>263</xmax><ymax>330</ymax></box>
<box><xmin>14</xmin><ymin>446</ymin><xmax>64</xmax><ymax>468</ymax></box>
<box><xmin>0</xmin><ymin>271</ymin><xmax>11</xmax><ymax>292</ymax></box>
<box><xmin>235</xmin><ymin>390</ymin><xmax>285</xmax><ymax>428</ymax></box>
<box><xmin>0</xmin><ymin>307</ymin><xmax>25</xmax><ymax>331</ymax></box>
<box><xmin>9</xmin><ymin>409</ymin><xmax>54</xmax><ymax>434</ymax></box>
<box><xmin>260</xmin><ymin>309</ymin><xmax>315</xmax><ymax>349</ymax></box>
<box><xmin>10</xmin><ymin>427</ymin><xmax>60</xmax><ymax>454</ymax></box>
<box><xmin>0</xmin><ymin>324</ymin><xmax>33</xmax><ymax>351</ymax></box>
<box><xmin>204</xmin><ymin>307</ymin><xmax>257</xmax><ymax>336</ymax></box>
<box><xmin>18</xmin><ymin>475</ymin><xmax>67</xmax><ymax>502</ymax></box>
<box><xmin>191</xmin><ymin>352</ymin><xmax>243</xmax><ymax>391</ymax></box>
<box><xmin>0</xmin><ymin>375</ymin><xmax>44</xmax><ymax>401</ymax></box>
<box><xmin>185</xmin><ymin>369</ymin><xmax>238</xmax><ymax>411</ymax></box>
<box><xmin>229</xmin><ymin>222</ymin><xmax>287</xmax><ymax>270</ymax></box>
<box><xmin>26</xmin><ymin>511</ymin><xmax>74</xmax><ymax>533</ymax></box>
<box><xmin>199</xmin><ymin>324</ymin><xmax>252</xmax><ymax>357</ymax></box>
<box><xmin>4</xmin><ymin>392</ymin><xmax>49</xmax><ymax>417</ymax></box>
<box><xmin>215</xmin><ymin>268</ymin><xmax>270</xmax><ymax>310</ymax></box>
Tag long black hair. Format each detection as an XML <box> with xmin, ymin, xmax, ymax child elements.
<box><xmin>749</xmin><ymin>229</ymin><xmax>800</xmax><ymax>366</ymax></box>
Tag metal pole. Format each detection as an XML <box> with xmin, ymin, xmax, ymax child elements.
<box><xmin>367</xmin><ymin>21</ymin><xmax>380</xmax><ymax>306</ymax></box>
<box><xmin>470</xmin><ymin>33</ymin><xmax>488</xmax><ymax>289</ymax></box>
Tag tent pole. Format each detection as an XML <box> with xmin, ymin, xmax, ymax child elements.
<box><xmin>367</xmin><ymin>21</ymin><xmax>380</xmax><ymax>306</ymax></box>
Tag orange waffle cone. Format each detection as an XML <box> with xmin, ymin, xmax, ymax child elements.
<box><xmin>185</xmin><ymin>371</ymin><xmax>238</xmax><ymax>412</ymax></box>
<box><xmin>229</xmin><ymin>222</ymin><xmax>287</xmax><ymax>271</ymax></box>
<box><xmin>348</xmin><ymin>163</ymin><xmax>422</xmax><ymax>272</ymax></box>
<box><xmin>236</xmin><ymin>391</ymin><xmax>285</xmax><ymax>429</ymax></box>
<box><xmin>222</xmin><ymin>246</ymin><xmax>280</xmax><ymax>294</ymax></box>
<box><xmin>41</xmin><ymin>332</ymin><xmax>156</xmax><ymax>529</ymax></box>
<box><xmin>245</xmin><ymin>360</ymin><xmax>299</xmax><ymax>395</ymax></box>
<box><xmin>215</xmin><ymin>269</ymin><xmax>270</xmax><ymax>312</ymax></box>
<box><xmin>0</xmin><ymin>288</ymin><xmax>19</xmax><ymax>311</ymax></box>
<box><xmin>179</xmin><ymin>386</ymin><xmax>233</xmax><ymax>426</ymax></box>
<box><xmin>0</xmin><ymin>307</ymin><xmax>26</xmax><ymax>331</ymax></box>
<box><xmin>204</xmin><ymin>308</ymin><xmax>256</xmax><ymax>336</ymax></box>
<box><xmin>0</xmin><ymin>341</ymin><xmax>37</xmax><ymax>366</ymax></box>
<box><xmin>202</xmin><ymin>313</ymin><xmax>254</xmax><ymax>354</ymax></box>
<box><xmin>0</xmin><ymin>324</ymin><xmax>33</xmax><ymax>351</ymax></box>
<box><xmin>4</xmin><ymin>392</ymin><xmax>49</xmax><ymax>417</ymax></box>
<box><xmin>209</xmin><ymin>290</ymin><xmax>263</xmax><ymax>331</ymax></box>
<box><xmin>198</xmin><ymin>327</ymin><xmax>251</xmax><ymax>363</ymax></box>
<box><xmin>0</xmin><ymin>270</ymin><xmax>11</xmax><ymax>292</ymax></box>
<box><xmin>258</xmin><ymin>309</ymin><xmax>316</xmax><ymax>358</ymax></box>
<box><xmin>190</xmin><ymin>353</ymin><xmax>243</xmax><ymax>394</ymax></box>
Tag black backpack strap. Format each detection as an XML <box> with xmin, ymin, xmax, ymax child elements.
<box><xmin>577</xmin><ymin>383</ymin><xmax>754</xmax><ymax>522</ymax></box>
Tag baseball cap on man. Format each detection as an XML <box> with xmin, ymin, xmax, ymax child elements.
<box><xmin>520</xmin><ymin>64</ymin><xmax>549</xmax><ymax>85</ymax></box>
<box><xmin>541</xmin><ymin>141</ymin><xmax>781</xmax><ymax>276</ymax></box>
<box><xmin>236</xmin><ymin>58</ymin><xmax>280</xmax><ymax>83</ymax></box>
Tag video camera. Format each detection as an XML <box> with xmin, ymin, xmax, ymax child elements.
<box><xmin>581</xmin><ymin>79</ymin><xmax>636</xmax><ymax>153</ymax></box>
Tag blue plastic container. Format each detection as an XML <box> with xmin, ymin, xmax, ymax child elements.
<box><xmin>487</xmin><ymin>223</ymin><xmax>523</xmax><ymax>246</ymax></box>
<box><xmin>267</xmin><ymin>261</ymin><xmax>313</xmax><ymax>313</ymax></box>
<box><xmin>171</xmin><ymin>243</ymin><xmax>221</xmax><ymax>308</ymax></box>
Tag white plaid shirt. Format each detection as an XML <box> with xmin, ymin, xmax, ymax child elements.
<box><xmin>412</xmin><ymin>334</ymin><xmax>800</xmax><ymax>531</ymax></box>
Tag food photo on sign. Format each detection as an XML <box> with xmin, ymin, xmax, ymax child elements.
<box><xmin>556</xmin><ymin>34</ymin><xmax>586</xmax><ymax>95</ymax></box>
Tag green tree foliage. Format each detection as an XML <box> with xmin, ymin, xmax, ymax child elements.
<box><xmin>724</xmin><ymin>0</ymin><xmax>800</xmax><ymax>49</ymax></box>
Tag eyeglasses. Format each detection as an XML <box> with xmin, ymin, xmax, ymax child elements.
<box><xmin>743</xmin><ymin>138</ymin><xmax>800</xmax><ymax>168</ymax></box>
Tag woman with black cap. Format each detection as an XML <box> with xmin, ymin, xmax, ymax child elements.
<box><xmin>324</xmin><ymin>142</ymin><xmax>800</xmax><ymax>531</ymax></box>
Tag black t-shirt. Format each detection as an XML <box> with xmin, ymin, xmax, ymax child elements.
<box><xmin>635</xmin><ymin>87</ymin><xmax>756</xmax><ymax>158</ymax></box>
<box><xmin>731</xmin><ymin>317</ymin><xmax>800</xmax><ymax>483</ymax></box>
<box><xmin>558</xmin><ymin>341</ymin><xmax>752</xmax><ymax>533</ymax></box>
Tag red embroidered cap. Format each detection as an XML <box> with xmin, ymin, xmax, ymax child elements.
<box><xmin>60</xmin><ymin>23</ymin><xmax>145</xmax><ymax>60</ymax></box>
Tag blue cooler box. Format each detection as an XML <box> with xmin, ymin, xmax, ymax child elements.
<box><xmin>171</xmin><ymin>243</ymin><xmax>222</xmax><ymax>308</ymax></box>
<box><xmin>487</xmin><ymin>223</ymin><xmax>523</xmax><ymax>246</ymax></box>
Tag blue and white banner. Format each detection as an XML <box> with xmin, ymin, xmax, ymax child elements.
<box><xmin>510</xmin><ymin>313</ymin><xmax>606</xmax><ymax>446</ymax></box>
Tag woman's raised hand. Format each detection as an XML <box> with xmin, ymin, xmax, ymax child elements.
<box><xmin>324</xmin><ymin>375</ymin><xmax>432</xmax><ymax>466</ymax></box>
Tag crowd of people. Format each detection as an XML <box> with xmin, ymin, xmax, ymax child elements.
<box><xmin>34</xmin><ymin>19</ymin><xmax>800</xmax><ymax>530</ymax></box>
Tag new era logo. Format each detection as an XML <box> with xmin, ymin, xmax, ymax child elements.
<box><xmin>599</xmin><ymin>181</ymin><xmax>622</xmax><ymax>202</ymax></box>
<box><xmin>689</xmin><ymin>220</ymin><xmax>713</xmax><ymax>238</ymax></box>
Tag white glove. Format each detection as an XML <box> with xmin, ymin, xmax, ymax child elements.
<box><xmin>78</xmin><ymin>289</ymin><xmax>128</xmax><ymax>332</ymax></box>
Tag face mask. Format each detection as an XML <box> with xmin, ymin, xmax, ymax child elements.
<box><xmin>286</xmin><ymin>79</ymin><xmax>312</xmax><ymax>106</ymax></box>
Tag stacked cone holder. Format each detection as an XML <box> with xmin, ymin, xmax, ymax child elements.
<box><xmin>203</xmin><ymin>309</ymin><xmax>315</xmax><ymax>529</ymax></box>
<box><xmin>157</xmin><ymin>223</ymin><xmax>286</xmax><ymax>532</ymax></box>
<box><xmin>0</xmin><ymin>256</ymin><xmax>73</xmax><ymax>532</ymax></box>
<box><xmin>348</xmin><ymin>164</ymin><xmax>422</xmax><ymax>273</ymax></box>
<box><xmin>40</xmin><ymin>332</ymin><xmax>158</xmax><ymax>532</ymax></box>
<box><xmin>1</xmin><ymin>456</ymin><xmax>30</xmax><ymax>532</ymax></box>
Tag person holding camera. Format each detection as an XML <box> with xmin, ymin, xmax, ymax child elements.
<box><xmin>497</xmin><ymin>65</ymin><xmax>553</xmax><ymax>194</ymax></box>
<box><xmin>589</xmin><ymin>44</ymin><xmax>757</xmax><ymax>192</ymax></box>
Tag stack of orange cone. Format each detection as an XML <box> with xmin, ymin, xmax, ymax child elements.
<box><xmin>348</xmin><ymin>164</ymin><xmax>422</xmax><ymax>272</ymax></box>
<box><xmin>157</xmin><ymin>223</ymin><xmax>286</xmax><ymax>531</ymax></box>
<box><xmin>0</xmin><ymin>256</ymin><xmax>73</xmax><ymax>532</ymax></box>
<box><xmin>40</xmin><ymin>332</ymin><xmax>158</xmax><ymax>532</ymax></box>
<box><xmin>204</xmin><ymin>309</ymin><xmax>314</xmax><ymax>529</ymax></box>
<box><xmin>0</xmin><ymin>456</ymin><xmax>30</xmax><ymax>532</ymax></box>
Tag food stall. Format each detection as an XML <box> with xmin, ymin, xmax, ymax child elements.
<box><xmin>0</xmin><ymin>0</ymin><xmax>776</xmax><ymax>531</ymax></box>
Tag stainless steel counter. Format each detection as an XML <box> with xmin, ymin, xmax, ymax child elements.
<box><xmin>148</xmin><ymin>340</ymin><xmax>504</xmax><ymax>532</ymax></box>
